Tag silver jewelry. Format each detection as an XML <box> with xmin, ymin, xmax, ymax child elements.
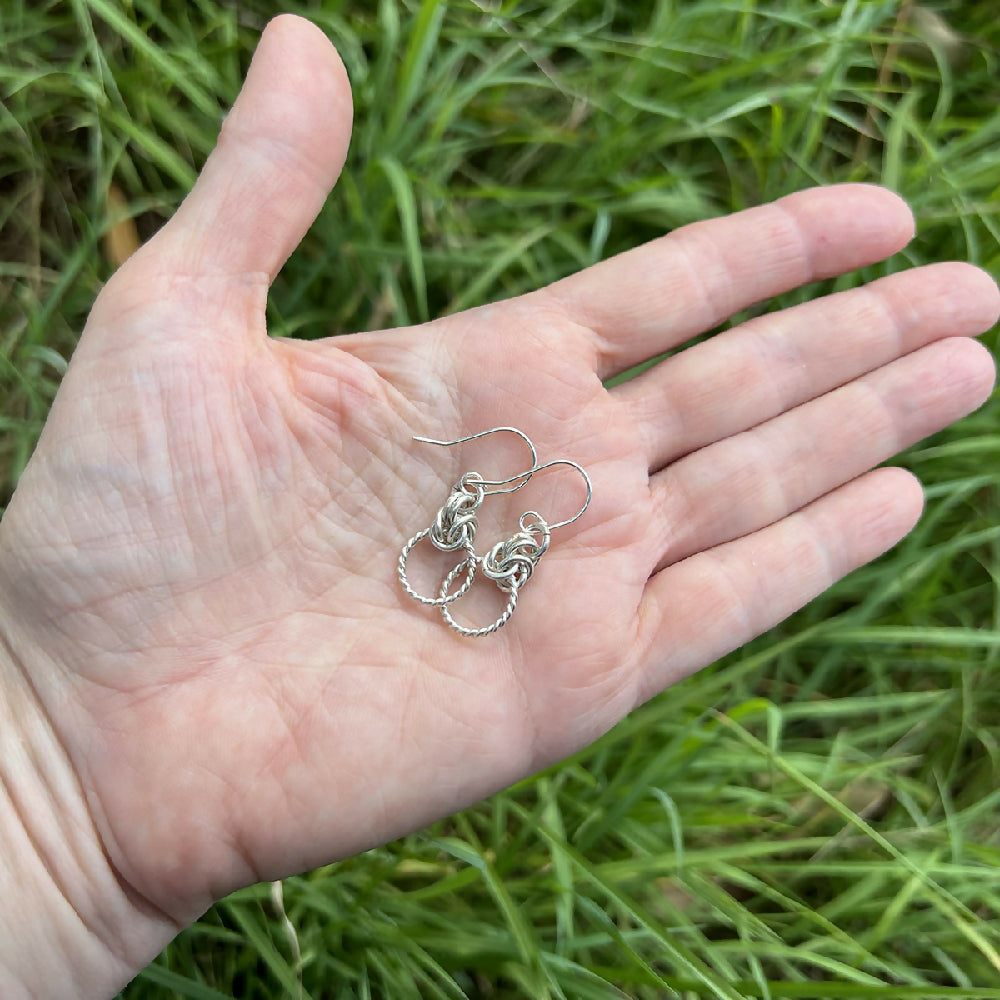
<box><xmin>397</xmin><ymin>472</ymin><xmax>484</xmax><ymax>605</ymax></box>
<box><xmin>439</xmin><ymin>460</ymin><xmax>591</xmax><ymax>638</ymax></box>
<box><xmin>397</xmin><ymin>428</ymin><xmax>538</xmax><ymax>606</ymax></box>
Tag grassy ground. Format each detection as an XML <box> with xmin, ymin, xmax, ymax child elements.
<box><xmin>3</xmin><ymin>0</ymin><xmax>1000</xmax><ymax>996</ymax></box>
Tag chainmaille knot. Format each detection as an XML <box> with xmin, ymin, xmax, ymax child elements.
<box><xmin>429</xmin><ymin>473</ymin><xmax>485</xmax><ymax>551</ymax></box>
<box><xmin>481</xmin><ymin>512</ymin><xmax>551</xmax><ymax>593</ymax></box>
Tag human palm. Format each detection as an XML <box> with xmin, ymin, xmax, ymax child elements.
<box><xmin>1</xmin><ymin>14</ymin><xmax>997</xmax><ymax>959</ymax></box>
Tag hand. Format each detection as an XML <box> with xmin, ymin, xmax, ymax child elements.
<box><xmin>0</xmin><ymin>14</ymin><xmax>996</xmax><ymax>993</ymax></box>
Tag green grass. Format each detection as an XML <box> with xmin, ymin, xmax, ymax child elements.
<box><xmin>2</xmin><ymin>0</ymin><xmax>1000</xmax><ymax>996</ymax></box>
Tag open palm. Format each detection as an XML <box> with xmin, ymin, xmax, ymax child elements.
<box><xmin>1</xmin><ymin>14</ymin><xmax>996</xmax><ymax>965</ymax></box>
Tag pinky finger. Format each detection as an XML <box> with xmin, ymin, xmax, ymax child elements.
<box><xmin>632</xmin><ymin>467</ymin><xmax>924</xmax><ymax>704</ymax></box>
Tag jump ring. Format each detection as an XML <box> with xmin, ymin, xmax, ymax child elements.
<box><xmin>439</xmin><ymin>564</ymin><xmax>520</xmax><ymax>638</ymax></box>
<box><xmin>398</xmin><ymin>528</ymin><xmax>477</xmax><ymax>606</ymax></box>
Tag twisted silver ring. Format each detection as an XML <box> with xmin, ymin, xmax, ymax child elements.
<box><xmin>439</xmin><ymin>560</ymin><xmax>519</xmax><ymax>638</ymax></box>
<box><xmin>398</xmin><ymin>528</ymin><xmax>477</xmax><ymax>606</ymax></box>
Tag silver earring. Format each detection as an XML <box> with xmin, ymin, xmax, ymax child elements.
<box><xmin>397</xmin><ymin>428</ymin><xmax>537</xmax><ymax>607</ymax></box>
<box><xmin>440</xmin><ymin>459</ymin><xmax>592</xmax><ymax>638</ymax></box>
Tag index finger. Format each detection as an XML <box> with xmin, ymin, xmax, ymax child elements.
<box><xmin>542</xmin><ymin>184</ymin><xmax>916</xmax><ymax>379</ymax></box>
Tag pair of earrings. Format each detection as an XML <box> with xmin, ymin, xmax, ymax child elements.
<box><xmin>398</xmin><ymin>427</ymin><xmax>592</xmax><ymax>638</ymax></box>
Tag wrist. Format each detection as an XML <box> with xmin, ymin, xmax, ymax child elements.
<box><xmin>0</xmin><ymin>618</ymin><xmax>177</xmax><ymax>998</ymax></box>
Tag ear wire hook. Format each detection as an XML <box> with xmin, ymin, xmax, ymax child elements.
<box><xmin>412</xmin><ymin>427</ymin><xmax>538</xmax><ymax>495</ymax></box>
<box><xmin>480</xmin><ymin>459</ymin><xmax>592</xmax><ymax>530</ymax></box>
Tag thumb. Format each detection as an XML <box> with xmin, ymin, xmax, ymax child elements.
<box><xmin>158</xmin><ymin>14</ymin><xmax>353</xmax><ymax>281</ymax></box>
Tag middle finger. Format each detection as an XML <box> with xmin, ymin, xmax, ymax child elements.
<box><xmin>615</xmin><ymin>261</ymin><xmax>999</xmax><ymax>474</ymax></box>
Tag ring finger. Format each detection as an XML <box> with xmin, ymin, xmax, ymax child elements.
<box><xmin>647</xmin><ymin>336</ymin><xmax>995</xmax><ymax>571</ymax></box>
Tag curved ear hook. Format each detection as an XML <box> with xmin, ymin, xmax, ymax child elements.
<box><xmin>483</xmin><ymin>459</ymin><xmax>592</xmax><ymax>530</ymax></box>
<box><xmin>412</xmin><ymin>427</ymin><xmax>538</xmax><ymax>495</ymax></box>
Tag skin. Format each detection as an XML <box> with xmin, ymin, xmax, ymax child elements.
<box><xmin>0</xmin><ymin>14</ymin><xmax>997</xmax><ymax>998</ymax></box>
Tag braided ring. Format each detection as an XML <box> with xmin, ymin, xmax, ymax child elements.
<box><xmin>398</xmin><ymin>528</ymin><xmax>477</xmax><ymax>606</ymax></box>
<box><xmin>439</xmin><ymin>561</ymin><xmax>519</xmax><ymax>638</ymax></box>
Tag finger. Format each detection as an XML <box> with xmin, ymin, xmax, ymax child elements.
<box><xmin>632</xmin><ymin>467</ymin><xmax>924</xmax><ymax>703</ymax></box>
<box><xmin>543</xmin><ymin>184</ymin><xmax>915</xmax><ymax>379</ymax></box>
<box><xmin>159</xmin><ymin>15</ymin><xmax>353</xmax><ymax>280</ymax></box>
<box><xmin>648</xmin><ymin>336</ymin><xmax>995</xmax><ymax>571</ymax></box>
<box><xmin>617</xmin><ymin>262</ymin><xmax>1000</xmax><ymax>471</ymax></box>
